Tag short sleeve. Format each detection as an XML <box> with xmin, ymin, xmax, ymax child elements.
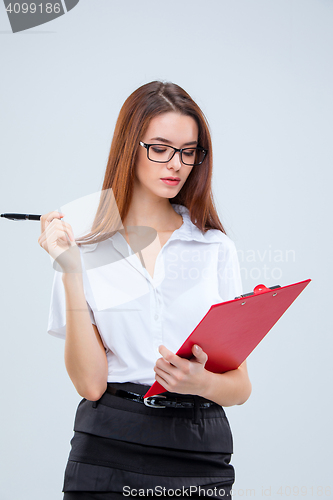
<box><xmin>47</xmin><ymin>268</ymin><xmax>96</xmax><ymax>340</ymax></box>
<box><xmin>217</xmin><ymin>237</ymin><xmax>243</xmax><ymax>301</ymax></box>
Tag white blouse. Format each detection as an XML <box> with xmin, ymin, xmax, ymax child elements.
<box><xmin>47</xmin><ymin>203</ymin><xmax>243</xmax><ymax>386</ymax></box>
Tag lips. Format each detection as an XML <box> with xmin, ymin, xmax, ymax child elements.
<box><xmin>160</xmin><ymin>178</ymin><xmax>181</xmax><ymax>186</ymax></box>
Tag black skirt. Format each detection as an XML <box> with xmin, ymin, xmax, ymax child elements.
<box><xmin>62</xmin><ymin>382</ymin><xmax>235</xmax><ymax>499</ymax></box>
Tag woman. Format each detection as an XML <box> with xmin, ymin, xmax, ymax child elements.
<box><xmin>38</xmin><ymin>81</ymin><xmax>252</xmax><ymax>499</ymax></box>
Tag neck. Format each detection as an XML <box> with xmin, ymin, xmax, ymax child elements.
<box><xmin>122</xmin><ymin>192</ymin><xmax>182</xmax><ymax>232</ymax></box>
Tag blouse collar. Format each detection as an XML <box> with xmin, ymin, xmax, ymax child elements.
<box><xmin>80</xmin><ymin>203</ymin><xmax>222</xmax><ymax>254</ymax></box>
<box><xmin>170</xmin><ymin>203</ymin><xmax>223</xmax><ymax>244</ymax></box>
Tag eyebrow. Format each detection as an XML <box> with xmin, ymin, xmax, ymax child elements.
<box><xmin>150</xmin><ymin>137</ymin><xmax>198</xmax><ymax>146</ymax></box>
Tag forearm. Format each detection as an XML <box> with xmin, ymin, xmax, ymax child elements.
<box><xmin>62</xmin><ymin>272</ymin><xmax>108</xmax><ymax>400</ymax></box>
<box><xmin>199</xmin><ymin>363</ymin><xmax>252</xmax><ymax>407</ymax></box>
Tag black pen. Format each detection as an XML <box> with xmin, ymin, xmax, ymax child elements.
<box><xmin>1</xmin><ymin>213</ymin><xmax>42</xmax><ymax>221</ymax></box>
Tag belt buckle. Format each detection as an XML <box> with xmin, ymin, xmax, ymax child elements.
<box><xmin>143</xmin><ymin>395</ymin><xmax>167</xmax><ymax>408</ymax></box>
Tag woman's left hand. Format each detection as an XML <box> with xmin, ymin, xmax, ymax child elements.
<box><xmin>153</xmin><ymin>344</ymin><xmax>209</xmax><ymax>395</ymax></box>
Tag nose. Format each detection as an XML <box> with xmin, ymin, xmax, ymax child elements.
<box><xmin>168</xmin><ymin>151</ymin><xmax>182</xmax><ymax>171</ymax></box>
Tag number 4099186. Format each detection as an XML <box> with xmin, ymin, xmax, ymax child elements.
<box><xmin>6</xmin><ymin>3</ymin><xmax>61</xmax><ymax>14</ymax></box>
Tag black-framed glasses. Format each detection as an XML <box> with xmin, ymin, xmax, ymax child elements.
<box><xmin>139</xmin><ymin>141</ymin><xmax>207</xmax><ymax>166</ymax></box>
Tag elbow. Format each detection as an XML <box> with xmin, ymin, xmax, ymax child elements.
<box><xmin>76</xmin><ymin>381</ymin><xmax>108</xmax><ymax>402</ymax></box>
<box><xmin>237</xmin><ymin>380</ymin><xmax>252</xmax><ymax>405</ymax></box>
<box><xmin>86</xmin><ymin>390</ymin><xmax>106</xmax><ymax>402</ymax></box>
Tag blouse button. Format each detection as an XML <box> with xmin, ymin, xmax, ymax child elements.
<box><xmin>154</xmin><ymin>314</ymin><xmax>159</xmax><ymax>320</ymax></box>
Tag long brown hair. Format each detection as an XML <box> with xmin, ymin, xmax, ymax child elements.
<box><xmin>76</xmin><ymin>81</ymin><xmax>226</xmax><ymax>246</ymax></box>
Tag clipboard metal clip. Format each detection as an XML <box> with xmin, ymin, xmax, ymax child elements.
<box><xmin>235</xmin><ymin>284</ymin><xmax>281</xmax><ymax>299</ymax></box>
<box><xmin>143</xmin><ymin>395</ymin><xmax>167</xmax><ymax>408</ymax></box>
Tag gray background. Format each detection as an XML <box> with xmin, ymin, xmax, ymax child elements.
<box><xmin>0</xmin><ymin>1</ymin><xmax>332</xmax><ymax>498</ymax></box>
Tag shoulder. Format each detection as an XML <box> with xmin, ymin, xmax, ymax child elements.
<box><xmin>189</xmin><ymin>221</ymin><xmax>237</xmax><ymax>254</ymax></box>
<box><xmin>171</xmin><ymin>203</ymin><xmax>236</xmax><ymax>249</ymax></box>
<box><xmin>202</xmin><ymin>228</ymin><xmax>235</xmax><ymax>247</ymax></box>
<box><xmin>203</xmin><ymin>230</ymin><xmax>238</xmax><ymax>264</ymax></box>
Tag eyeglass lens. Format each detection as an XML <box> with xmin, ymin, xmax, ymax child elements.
<box><xmin>148</xmin><ymin>145</ymin><xmax>205</xmax><ymax>166</ymax></box>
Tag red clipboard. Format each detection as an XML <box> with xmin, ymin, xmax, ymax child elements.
<box><xmin>144</xmin><ymin>278</ymin><xmax>311</xmax><ymax>399</ymax></box>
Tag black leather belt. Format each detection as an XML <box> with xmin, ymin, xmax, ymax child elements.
<box><xmin>106</xmin><ymin>386</ymin><xmax>216</xmax><ymax>409</ymax></box>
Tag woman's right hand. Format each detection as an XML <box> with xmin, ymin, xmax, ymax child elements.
<box><xmin>37</xmin><ymin>211</ymin><xmax>82</xmax><ymax>273</ymax></box>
